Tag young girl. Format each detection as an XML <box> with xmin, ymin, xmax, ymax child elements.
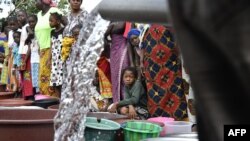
<box><xmin>49</xmin><ymin>12</ymin><xmax>64</xmax><ymax>97</ymax></box>
<box><xmin>72</xmin><ymin>24</ymin><xmax>82</xmax><ymax>41</ymax></box>
<box><xmin>26</xmin><ymin>15</ymin><xmax>40</xmax><ymax>95</ymax></box>
<box><xmin>18</xmin><ymin>11</ymin><xmax>34</xmax><ymax>100</ymax></box>
<box><xmin>0</xmin><ymin>22</ymin><xmax>9</xmax><ymax>85</ymax></box>
<box><xmin>108</xmin><ymin>67</ymin><xmax>149</xmax><ymax>119</ymax></box>
<box><xmin>10</xmin><ymin>31</ymin><xmax>22</xmax><ymax>93</ymax></box>
<box><xmin>6</xmin><ymin>16</ymin><xmax>19</xmax><ymax>92</ymax></box>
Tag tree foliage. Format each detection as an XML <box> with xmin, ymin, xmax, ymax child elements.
<box><xmin>12</xmin><ymin>0</ymin><xmax>39</xmax><ymax>15</ymax></box>
<box><xmin>12</xmin><ymin>0</ymin><xmax>69</xmax><ymax>15</ymax></box>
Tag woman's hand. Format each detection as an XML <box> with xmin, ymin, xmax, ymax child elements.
<box><xmin>128</xmin><ymin>105</ymin><xmax>137</xmax><ymax>119</ymax></box>
<box><xmin>108</xmin><ymin>103</ymin><xmax>118</xmax><ymax>113</ymax></box>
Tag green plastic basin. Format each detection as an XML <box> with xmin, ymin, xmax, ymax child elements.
<box><xmin>85</xmin><ymin>117</ymin><xmax>121</xmax><ymax>141</ymax></box>
<box><xmin>122</xmin><ymin>121</ymin><xmax>162</xmax><ymax>141</ymax></box>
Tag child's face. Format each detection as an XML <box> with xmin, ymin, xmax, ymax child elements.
<box><xmin>8</xmin><ymin>20</ymin><xmax>19</xmax><ymax>31</ymax></box>
<box><xmin>28</xmin><ymin>17</ymin><xmax>37</xmax><ymax>29</ymax></box>
<box><xmin>49</xmin><ymin>15</ymin><xmax>59</xmax><ymax>28</ymax></box>
<box><xmin>129</xmin><ymin>35</ymin><xmax>140</xmax><ymax>47</ymax></box>
<box><xmin>123</xmin><ymin>70</ymin><xmax>136</xmax><ymax>86</ymax></box>
<box><xmin>17</xmin><ymin>11</ymin><xmax>27</xmax><ymax>26</ymax></box>
<box><xmin>72</xmin><ymin>28</ymin><xmax>80</xmax><ymax>40</ymax></box>
<box><xmin>13</xmin><ymin>33</ymin><xmax>20</xmax><ymax>45</ymax></box>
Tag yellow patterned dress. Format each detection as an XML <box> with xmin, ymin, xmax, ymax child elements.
<box><xmin>39</xmin><ymin>48</ymin><xmax>58</xmax><ymax>97</ymax></box>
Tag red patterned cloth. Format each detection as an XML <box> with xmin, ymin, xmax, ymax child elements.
<box><xmin>142</xmin><ymin>25</ymin><xmax>188</xmax><ymax>120</ymax></box>
<box><xmin>20</xmin><ymin>54</ymin><xmax>33</xmax><ymax>97</ymax></box>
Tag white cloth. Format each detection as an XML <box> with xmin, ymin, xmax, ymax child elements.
<box><xmin>8</xmin><ymin>30</ymin><xmax>14</xmax><ymax>48</ymax></box>
<box><xmin>30</xmin><ymin>39</ymin><xmax>40</xmax><ymax>63</ymax></box>
<box><xmin>18</xmin><ymin>24</ymin><xmax>29</xmax><ymax>54</ymax></box>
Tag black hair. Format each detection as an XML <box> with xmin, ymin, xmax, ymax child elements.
<box><xmin>17</xmin><ymin>9</ymin><xmax>28</xmax><ymax>16</ymax></box>
<box><xmin>72</xmin><ymin>24</ymin><xmax>82</xmax><ymax>32</ymax></box>
<box><xmin>68</xmin><ymin>0</ymin><xmax>83</xmax><ymax>3</ymax></box>
<box><xmin>7</xmin><ymin>16</ymin><xmax>18</xmax><ymax>23</ymax></box>
<box><xmin>13</xmin><ymin>30</ymin><xmax>21</xmax><ymax>36</ymax></box>
<box><xmin>28</xmin><ymin>14</ymin><xmax>38</xmax><ymax>21</ymax></box>
<box><xmin>121</xmin><ymin>67</ymin><xmax>138</xmax><ymax>79</ymax></box>
<box><xmin>0</xmin><ymin>19</ymin><xmax>7</xmax><ymax>32</ymax></box>
<box><xmin>50</xmin><ymin>12</ymin><xmax>63</xmax><ymax>22</ymax></box>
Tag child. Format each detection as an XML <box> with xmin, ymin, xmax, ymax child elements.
<box><xmin>17</xmin><ymin>11</ymin><xmax>34</xmax><ymax>100</ymax></box>
<box><xmin>108</xmin><ymin>67</ymin><xmax>149</xmax><ymax>119</ymax></box>
<box><xmin>92</xmin><ymin>46</ymin><xmax>112</xmax><ymax>112</ymax></box>
<box><xmin>72</xmin><ymin>24</ymin><xmax>82</xmax><ymax>41</ymax></box>
<box><xmin>49</xmin><ymin>12</ymin><xmax>64</xmax><ymax>97</ymax></box>
<box><xmin>6</xmin><ymin>16</ymin><xmax>19</xmax><ymax>92</ymax></box>
<box><xmin>0</xmin><ymin>24</ymin><xmax>10</xmax><ymax>85</ymax></box>
<box><xmin>7</xmin><ymin>16</ymin><xmax>19</xmax><ymax>49</ymax></box>
<box><xmin>26</xmin><ymin>15</ymin><xmax>40</xmax><ymax>95</ymax></box>
<box><xmin>10</xmin><ymin>31</ymin><xmax>22</xmax><ymax>93</ymax></box>
<box><xmin>17</xmin><ymin>10</ymin><xmax>29</xmax><ymax>71</ymax></box>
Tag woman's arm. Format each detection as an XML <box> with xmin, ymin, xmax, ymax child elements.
<box><xmin>104</xmin><ymin>23</ymin><xmax>114</xmax><ymax>42</ymax></box>
<box><xmin>127</xmin><ymin>43</ymin><xmax>135</xmax><ymax>67</ymax></box>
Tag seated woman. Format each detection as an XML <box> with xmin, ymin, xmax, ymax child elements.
<box><xmin>108</xmin><ymin>67</ymin><xmax>149</xmax><ymax>119</ymax></box>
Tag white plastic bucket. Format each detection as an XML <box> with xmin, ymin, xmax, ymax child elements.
<box><xmin>165</xmin><ymin>121</ymin><xmax>192</xmax><ymax>135</ymax></box>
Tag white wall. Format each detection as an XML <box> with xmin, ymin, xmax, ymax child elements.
<box><xmin>81</xmin><ymin>0</ymin><xmax>102</xmax><ymax>13</ymax></box>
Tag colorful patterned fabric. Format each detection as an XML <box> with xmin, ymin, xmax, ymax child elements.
<box><xmin>97</xmin><ymin>57</ymin><xmax>112</xmax><ymax>98</ymax></box>
<box><xmin>63</xmin><ymin>10</ymin><xmax>87</xmax><ymax>37</ymax></box>
<box><xmin>110</xmin><ymin>34</ymin><xmax>129</xmax><ymax>102</ymax></box>
<box><xmin>0</xmin><ymin>40</ymin><xmax>9</xmax><ymax>84</ymax></box>
<box><xmin>6</xmin><ymin>54</ymin><xmax>18</xmax><ymax>92</ymax></box>
<box><xmin>20</xmin><ymin>54</ymin><xmax>33</xmax><ymax>97</ymax></box>
<box><xmin>0</xmin><ymin>36</ymin><xmax>7</xmax><ymax>53</ymax></box>
<box><xmin>39</xmin><ymin>48</ymin><xmax>58</xmax><ymax>97</ymax></box>
<box><xmin>142</xmin><ymin>25</ymin><xmax>188</xmax><ymax>120</ymax></box>
<box><xmin>31</xmin><ymin>63</ymin><xmax>39</xmax><ymax>88</ymax></box>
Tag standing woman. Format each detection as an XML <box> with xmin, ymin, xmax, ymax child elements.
<box><xmin>35</xmin><ymin>0</ymin><xmax>62</xmax><ymax>97</ymax></box>
<box><xmin>63</xmin><ymin>0</ymin><xmax>87</xmax><ymax>37</ymax></box>
<box><xmin>61</xmin><ymin>0</ymin><xmax>87</xmax><ymax>63</ymax></box>
<box><xmin>104</xmin><ymin>22</ymin><xmax>130</xmax><ymax>103</ymax></box>
<box><xmin>142</xmin><ymin>25</ymin><xmax>188</xmax><ymax>120</ymax></box>
<box><xmin>61</xmin><ymin>0</ymin><xmax>87</xmax><ymax>94</ymax></box>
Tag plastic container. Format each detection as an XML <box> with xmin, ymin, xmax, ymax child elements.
<box><xmin>147</xmin><ymin>117</ymin><xmax>174</xmax><ymax>136</ymax></box>
<box><xmin>34</xmin><ymin>94</ymin><xmax>53</xmax><ymax>100</ymax></box>
<box><xmin>0</xmin><ymin>99</ymin><xmax>33</xmax><ymax>106</ymax></box>
<box><xmin>85</xmin><ymin>117</ymin><xmax>121</xmax><ymax>141</ymax></box>
<box><xmin>48</xmin><ymin>104</ymin><xmax>59</xmax><ymax>110</ymax></box>
<box><xmin>0</xmin><ymin>109</ymin><xmax>57</xmax><ymax>141</ymax></box>
<box><xmin>0</xmin><ymin>92</ymin><xmax>15</xmax><ymax>99</ymax></box>
<box><xmin>33</xmin><ymin>98</ymin><xmax>59</xmax><ymax>109</ymax></box>
<box><xmin>122</xmin><ymin>121</ymin><xmax>162</xmax><ymax>141</ymax></box>
<box><xmin>165</xmin><ymin>121</ymin><xmax>193</xmax><ymax>135</ymax></box>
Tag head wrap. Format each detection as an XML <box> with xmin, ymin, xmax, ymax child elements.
<box><xmin>42</xmin><ymin>0</ymin><xmax>56</xmax><ymax>7</ymax></box>
<box><xmin>127</xmin><ymin>28</ymin><xmax>141</xmax><ymax>39</ymax></box>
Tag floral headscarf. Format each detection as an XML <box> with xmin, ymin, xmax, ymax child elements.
<box><xmin>42</xmin><ymin>0</ymin><xmax>56</xmax><ymax>7</ymax></box>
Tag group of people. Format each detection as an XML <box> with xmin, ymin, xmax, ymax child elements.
<box><xmin>94</xmin><ymin>22</ymin><xmax>195</xmax><ymax>121</ymax></box>
<box><xmin>0</xmin><ymin>0</ymin><xmax>195</xmax><ymax>121</ymax></box>
<box><xmin>0</xmin><ymin>0</ymin><xmax>85</xmax><ymax>99</ymax></box>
